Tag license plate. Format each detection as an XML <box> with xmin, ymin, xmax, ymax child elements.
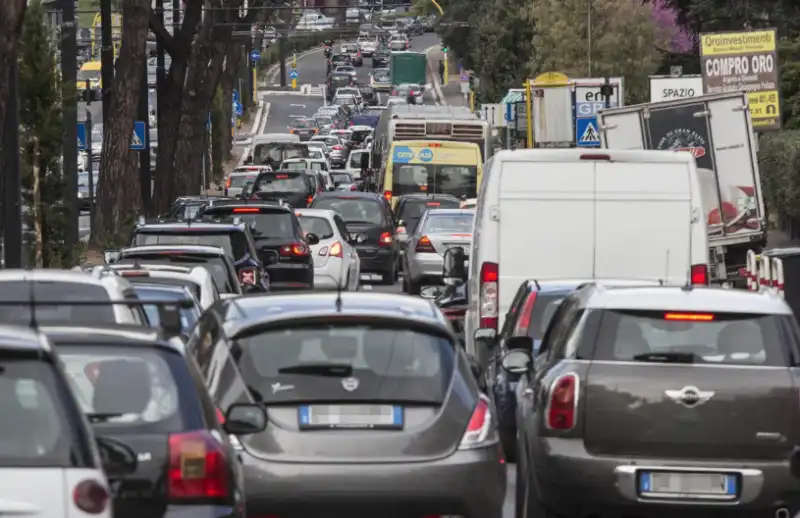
<box><xmin>639</xmin><ymin>471</ymin><xmax>737</xmax><ymax>499</ymax></box>
<box><xmin>447</xmin><ymin>244</ymin><xmax>469</xmax><ymax>255</ymax></box>
<box><xmin>298</xmin><ymin>404</ymin><xmax>403</xmax><ymax>429</ymax></box>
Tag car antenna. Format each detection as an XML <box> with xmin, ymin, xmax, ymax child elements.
<box><xmin>335</xmin><ymin>275</ymin><xmax>344</xmax><ymax>313</ymax></box>
<box><xmin>28</xmin><ymin>278</ymin><xmax>38</xmax><ymax>330</ymax></box>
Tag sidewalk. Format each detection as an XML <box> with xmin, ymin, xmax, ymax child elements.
<box><xmin>426</xmin><ymin>47</ymin><xmax>467</xmax><ymax>107</ymax></box>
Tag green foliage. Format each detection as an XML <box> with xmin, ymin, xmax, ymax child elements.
<box><xmin>758</xmin><ymin>131</ymin><xmax>800</xmax><ymax>223</ymax></box>
<box><xmin>778</xmin><ymin>36</ymin><xmax>800</xmax><ymax>130</ymax></box>
<box><xmin>258</xmin><ymin>30</ymin><xmax>357</xmax><ymax>68</ymax></box>
<box><xmin>18</xmin><ymin>0</ymin><xmax>76</xmax><ymax>267</ymax></box>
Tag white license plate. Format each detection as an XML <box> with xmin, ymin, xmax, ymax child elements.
<box><xmin>447</xmin><ymin>244</ymin><xmax>469</xmax><ymax>255</ymax></box>
<box><xmin>639</xmin><ymin>471</ymin><xmax>737</xmax><ymax>498</ymax></box>
<box><xmin>298</xmin><ymin>404</ymin><xmax>403</xmax><ymax>429</ymax></box>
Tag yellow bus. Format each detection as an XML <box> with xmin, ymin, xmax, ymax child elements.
<box><xmin>77</xmin><ymin>61</ymin><xmax>102</xmax><ymax>90</ymax></box>
<box><xmin>382</xmin><ymin>140</ymin><xmax>483</xmax><ymax>208</ymax></box>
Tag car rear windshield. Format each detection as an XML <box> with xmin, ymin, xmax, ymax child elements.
<box><xmin>252</xmin><ymin>143</ymin><xmax>308</xmax><ymax>166</ymax></box>
<box><xmin>351</xmin><ymin>129</ymin><xmax>372</xmax><ymax>143</ymax></box>
<box><xmin>315</xmin><ymin>117</ymin><xmax>333</xmax><ymax>125</ymax></box>
<box><xmin>0</xmin><ymin>356</ymin><xmax>80</xmax><ymax>467</ymax></box>
<box><xmin>234</xmin><ymin>325</ymin><xmax>454</xmax><ymax>404</ymax></box>
<box><xmin>349</xmin><ymin>152</ymin><xmax>367</xmax><ymax>169</ymax></box>
<box><xmin>298</xmin><ymin>216</ymin><xmax>335</xmax><ymax>239</ymax></box>
<box><xmin>291</xmin><ymin>119</ymin><xmax>315</xmax><ymax>129</ymax></box>
<box><xmin>134</xmin><ymin>231</ymin><xmax>248</xmax><ymax>262</ymax></box>
<box><xmin>255</xmin><ymin>173</ymin><xmax>308</xmax><ymax>193</ymax></box>
<box><xmin>230</xmin><ymin>174</ymin><xmax>256</xmax><ymax>187</ymax></box>
<box><xmin>592</xmin><ymin>310</ymin><xmax>788</xmax><ymax>366</ymax></box>
<box><xmin>0</xmin><ymin>281</ymin><xmax>114</xmax><ymax>325</ymax></box>
<box><xmin>331</xmin><ymin>172</ymin><xmax>353</xmax><ymax>184</ymax></box>
<box><xmin>131</xmin><ymin>285</ymin><xmax>199</xmax><ymax>330</ymax></box>
<box><xmin>122</xmin><ymin>274</ymin><xmax>203</xmax><ymax>301</ymax></box>
<box><xmin>59</xmin><ymin>346</ymin><xmax>186</xmax><ymax>433</ymax></box>
<box><xmin>335</xmin><ymin>96</ymin><xmax>356</xmax><ymax>105</ymax></box>
<box><xmin>393</xmin><ymin>164</ymin><xmax>478</xmax><ymax>199</ymax></box>
<box><xmin>421</xmin><ymin>213</ymin><xmax>474</xmax><ymax>234</ymax></box>
<box><xmin>312</xmin><ymin>197</ymin><xmax>384</xmax><ymax>225</ymax></box>
<box><xmin>204</xmin><ymin>208</ymin><xmax>298</xmax><ymax>240</ymax></box>
<box><xmin>118</xmin><ymin>255</ymin><xmax>238</xmax><ymax>294</ymax></box>
<box><xmin>342</xmin><ymin>44</ymin><xmax>358</xmax><ymax>52</ymax></box>
<box><xmin>331</xmin><ymin>75</ymin><xmax>351</xmax><ymax>87</ymax></box>
<box><xmin>523</xmin><ymin>293</ymin><xmax>565</xmax><ymax>342</ymax></box>
<box><xmin>282</xmin><ymin>162</ymin><xmax>308</xmax><ymax>171</ymax></box>
<box><xmin>331</xmin><ymin>54</ymin><xmax>348</xmax><ymax>62</ymax></box>
<box><xmin>373</xmin><ymin>70</ymin><xmax>390</xmax><ymax>81</ymax></box>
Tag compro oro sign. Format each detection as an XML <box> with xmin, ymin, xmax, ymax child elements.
<box><xmin>700</xmin><ymin>29</ymin><xmax>781</xmax><ymax>131</ymax></box>
<box><xmin>649</xmin><ymin>75</ymin><xmax>704</xmax><ymax>102</ymax></box>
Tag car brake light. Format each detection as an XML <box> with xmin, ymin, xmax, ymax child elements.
<box><xmin>426</xmin><ymin>201</ymin><xmax>440</xmax><ymax>207</ymax></box>
<box><xmin>332</xmin><ymin>145</ymin><xmax>343</xmax><ymax>150</ymax></box>
<box><xmin>275</xmin><ymin>174</ymin><xmax>289</xmax><ymax>179</ymax></box>
<box><xmin>238</xmin><ymin>268</ymin><xmax>257</xmax><ymax>285</ymax></box>
<box><xmin>225</xmin><ymin>177</ymin><xmax>232</xmax><ymax>188</ymax></box>
<box><xmin>323</xmin><ymin>241</ymin><xmax>343</xmax><ymax>257</ymax></box>
<box><xmin>280</xmin><ymin>242</ymin><xmax>309</xmax><ymax>256</ymax></box>
<box><xmin>513</xmin><ymin>291</ymin><xmax>537</xmax><ymax>335</ymax></box>
<box><xmin>232</xmin><ymin>207</ymin><xmax>260</xmax><ymax>213</ymax></box>
<box><xmin>459</xmin><ymin>396</ymin><xmax>494</xmax><ymax>449</ymax></box>
<box><xmin>546</xmin><ymin>373</ymin><xmax>578</xmax><ymax>430</ymax></box>
<box><xmin>73</xmin><ymin>480</ymin><xmax>109</xmax><ymax>514</ymax></box>
<box><xmin>167</xmin><ymin>430</ymin><xmax>230</xmax><ymax>500</ymax></box>
<box><xmin>349</xmin><ymin>184</ymin><xmax>357</xmax><ymax>191</ymax></box>
<box><xmin>379</xmin><ymin>231</ymin><xmax>393</xmax><ymax>246</ymax></box>
<box><xmin>427</xmin><ymin>142</ymin><xmax>442</xmax><ymax>147</ymax></box>
<box><xmin>479</xmin><ymin>262</ymin><xmax>499</xmax><ymax>330</ymax></box>
<box><xmin>664</xmin><ymin>312</ymin><xmax>715</xmax><ymax>321</ymax></box>
<box><xmin>307</xmin><ymin>195</ymin><xmax>314</xmax><ymax>205</ymax></box>
<box><xmin>690</xmin><ymin>263</ymin><xmax>708</xmax><ymax>285</ymax></box>
<box><xmin>215</xmin><ymin>407</ymin><xmax>226</xmax><ymax>424</ymax></box>
<box><xmin>416</xmin><ymin>235</ymin><xmax>435</xmax><ymax>253</ymax></box>
<box><xmin>383</xmin><ymin>190</ymin><xmax>392</xmax><ymax>202</ymax></box>
<box><xmin>119</xmin><ymin>270</ymin><xmax>150</xmax><ymax>277</ymax></box>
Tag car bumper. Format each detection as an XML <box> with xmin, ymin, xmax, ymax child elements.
<box><xmin>241</xmin><ymin>446</ymin><xmax>506</xmax><ymax>518</ymax></box>
<box><xmin>533</xmin><ymin>437</ymin><xmax>799</xmax><ymax>516</ymax></box>
<box><xmin>164</xmin><ymin>504</ymin><xmax>240</xmax><ymax>517</ymax></box>
<box><xmin>329</xmin><ymin>153</ymin><xmax>346</xmax><ymax>165</ymax></box>
<box><xmin>265</xmin><ymin>263</ymin><xmax>314</xmax><ymax>290</ymax></box>
<box><xmin>358</xmin><ymin>247</ymin><xmax>395</xmax><ymax>273</ymax></box>
<box><xmin>408</xmin><ymin>252</ymin><xmax>444</xmax><ymax>281</ymax></box>
<box><xmin>313</xmin><ymin>258</ymin><xmax>348</xmax><ymax>289</ymax></box>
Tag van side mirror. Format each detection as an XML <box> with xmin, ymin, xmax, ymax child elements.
<box><xmin>157</xmin><ymin>304</ymin><xmax>183</xmax><ymax>338</ymax></box>
<box><xmin>442</xmin><ymin>246</ymin><xmax>467</xmax><ymax>284</ymax></box>
<box><xmin>474</xmin><ymin>328</ymin><xmax>497</xmax><ymax>349</ymax></box>
<box><xmin>103</xmin><ymin>249</ymin><xmax>122</xmax><ymax>264</ymax></box>
<box><xmin>506</xmin><ymin>335</ymin><xmax>533</xmax><ymax>351</ymax></box>
<box><xmin>360</xmin><ymin>152</ymin><xmax>369</xmax><ymax>169</ymax></box>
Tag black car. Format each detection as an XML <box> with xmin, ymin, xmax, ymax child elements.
<box><xmin>248</xmin><ymin>170</ymin><xmax>316</xmax><ymax>208</ymax></box>
<box><xmin>45</xmin><ymin>324</ymin><xmax>268</xmax><ymax>518</ymax></box>
<box><xmin>372</xmin><ymin>48</ymin><xmax>390</xmax><ymax>68</ymax></box>
<box><xmin>199</xmin><ymin>201</ymin><xmax>316</xmax><ymax>290</ymax></box>
<box><xmin>393</xmin><ymin>193</ymin><xmax>461</xmax><ymax>235</ymax></box>
<box><xmin>357</xmin><ymin>85</ymin><xmax>378</xmax><ymax>106</ymax></box>
<box><xmin>288</xmin><ymin>117</ymin><xmax>319</xmax><ymax>141</ymax></box>
<box><xmin>164</xmin><ymin>195</ymin><xmax>227</xmax><ymax>220</ymax></box>
<box><xmin>310</xmin><ymin>191</ymin><xmax>399</xmax><ymax>285</ymax></box>
<box><xmin>326</xmin><ymin>72</ymin><xmax>355</xmax><ymax>102</ymax></box>
<box><xmin>130</xmin><ymin>221</ymin><xmax>269</xmax><ymax>292</ymax></box>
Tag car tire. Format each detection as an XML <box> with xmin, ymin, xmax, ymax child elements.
<box><xmin>500</xmin><ymin>427</ymin><xmax>517</xmax><ymax>462</ymax></box>
<box><xmin>379</xmin><ymin>259</ymin><xmax>397</xmax><ymax>285</ymax></box>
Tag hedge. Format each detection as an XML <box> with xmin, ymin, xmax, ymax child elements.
<box><xmin>758</xmin><ymin>130</ymin><xmax>800</xmax><ymax>225</ymax></box>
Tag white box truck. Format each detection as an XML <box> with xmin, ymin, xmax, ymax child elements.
<box><xmin>597</xmin><ymin>91</ymin><xmax>766</xmax><ymax>285</ymax></box>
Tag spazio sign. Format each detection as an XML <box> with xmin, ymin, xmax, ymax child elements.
<box><xmin>649</xmin><ymin>75</ymin><xmax>704</xmax><ymax>102</ymax></box>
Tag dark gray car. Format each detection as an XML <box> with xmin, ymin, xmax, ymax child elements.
<box><xmin>502</xmin><ymin>284</ymin><xmax>799</xmax><ymax>518</ymax></box>
<box><xmin>188</xmin><ymin>292</ymin><xmax>507</xmax><ymax>518</ymax></box>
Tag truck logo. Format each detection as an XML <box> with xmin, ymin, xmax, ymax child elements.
<box><xmin>656</xmin><ymin>128</ymin><xmax>707</xmax><ymax>159</ymax></box>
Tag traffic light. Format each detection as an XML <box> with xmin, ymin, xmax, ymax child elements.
<box><xmin>441</xmin><ymin>44</ymin><xmax>448</xmax><ymax>52</ymax></box>
<box><xmin>468</xmin><ymin>74</ymin><xmax>475</xmax><ymax>89</ymax></box>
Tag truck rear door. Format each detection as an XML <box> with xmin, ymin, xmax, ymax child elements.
<box><xmin>598</xmin><ymin>109</ymin><xmax>645</xmax><ymax>149</ymax></box>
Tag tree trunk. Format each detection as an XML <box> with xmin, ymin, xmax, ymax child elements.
<box><xmin>0</xmin><ymin>0</ymin><xmax>27</xmax><ymax>149</ymax></box>
<box><xmin>92</xmin><ymin>0</ymin><xmax>150</xmax><ymax>246</ymax></box>
<box><xmin>220</xmin><ymin>42</ymin><xmax>242</xmax><ymax>159</ymax></box>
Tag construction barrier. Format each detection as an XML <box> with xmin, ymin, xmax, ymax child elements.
<box><xmin>746</xmin><ymin>250</ymin><xmax>759</xmax><ymax>291</ymax></box>
<box><xmin>772</xmin><ymin>257</ymin><xmax>785</xmax><ymax>297</ymax></box>
<box><xmin>758</xmin><ymin>254</ymin><xmax>772</xmax><ymax>292</ymax></box>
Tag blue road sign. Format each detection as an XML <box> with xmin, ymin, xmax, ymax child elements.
<box><xmin>232</xmin><ymin>89</ymin><xmax>239</xmax><ymax>103</ymax></box>
<box><xmin>131</xmin><ymin>121</ymin><xmax>147</xmax><ymax>150</ymax></box>
<box><xmin>289</xmin><ymin>69</ymin><xmax>298</xmax><ymax>79</ymax></box>
<box><xmin>505</xmin><ymin>103</ymin><xmax>515</xmax><ymax>122</ymax></box>
<box><xmin>77</xmin><ymin>122</ymin><xmax>87</xmax><ymax>151</ymax></box>
<box><xmin>576</xmin><ymin>116</ymin><xmax>600</xmax><ymax>147</ymax></box>
<box><xmin>250</xmin><ymin>49</ymin><xmax>261</xmax><ymax>63</ymax></box>
<box><xmin>233</xmin><ymin>100</ymin><xmax>243</xmax><ymax>117</ymax></box>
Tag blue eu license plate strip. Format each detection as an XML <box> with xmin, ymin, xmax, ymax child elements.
<box><xmin>298</xmin><ymin>404</ymin><xmax>404</xmax><ymax>429</ymax></box>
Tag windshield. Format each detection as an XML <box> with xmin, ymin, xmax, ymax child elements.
<box><xmin>204</xmin><ymin>209</ymin><xmax>297</xmax><ymax>240</ymax></box>
<box><xmin>393</xmin><ymin>164</ymin><xmax>478</xmax><ymax>199</ymax></box>
<box><xmin>59</xmin><ymin>346</ymin><xmax>184</xmax><ymax>432</ymax></box>
<box><xmin>331</xmin><ymin>54</ymin><xmax>348</xmax><ymax>63</ymax></box>
<box><xmin>255</xmin><ymin>173</ymin><xmax>308</xmax><ymax>193</ymax></box>
<box><xmin>390</xmin><ymin>41</ymin><xmax>406</xmax><ymax>49</ymax></box>
<box><xmin>373</xmin><ymin>70</ymin><xmax>390</xmax><ymax>81</ymax></box>
<box><xmin>315</xmin><ymin>117</ymin><xmax>333</xmax><ymax>126</ymax></box>
<box><xmin>334</xmin><ymin>96</ymin><xmax>356</xmax><ymax>106</ymax></box>
<box><xmin>351</xmin><ymin>130</ymin><xmax>372</xmax><ymax>144</ymax></box>
<box><xmin>78</xmin><ymin>69</ymin><xmax>101</xmax><ymax>81</ymax></box>
<box><xmin>331</xmin><ymin>172</ymin><xmax>353</xmax><ymax>184</ymax></box>
<box><xmin>291</xmin><ymin>119</ymin><xmax>316</xmax><ymax>129</ymax></box>
<box><xmin>331</xmin><ymin>75</ymin><xmax>351</xmax><ymax>87</ymax></box>
<box><xmin>131</xmin><ymin>285</ymin><xmax>199</xmax><ymax>331</ymax></box>
<box><xmin>0</xmin><ymin>357</ymin><xmax>77</xmax><ymax>467</ymax></box>
<box><xmin>133</xmin><ymin>232</ymin><xmax>248</xmax><ymax>262</ymax></box>
<box><xmin>229</xmin><ymin>174</ymin><xmax>256</xmax><ymax>187</ymax></box>
<box><xmin>298</xmin><ymin>216</ymin><xmax>335</xmax><ymax>239</ymax></box>
<box><xmin>522</xmin><ymin>293</ymin><xmax>566</xmax><ymax>343</ymax></box>
<box><xmin>319</xmin><ymin>137</ymin><xmax>341</xmax><ymax>146</ymax></box>
<box><xmin>308</xmin><ymin>150</ymin><xmax>324</xmax><ymax>160</ymax></box>
<box><xmin>312</xmin><ymin>197</ymin><xmax>384</xmax><ymax>225</ymax></box>
<box><xmin>234</xmin><ymin>325</ymin><xmax>454</xmax><ymax>404</ymax></box>
<box><xmin>0</xmin><ymin>281</ymin><xmax>114</xmax><ymax>325</ymax></box>
<box><xmin>281</xmin><ymin>162</ymin><xmax>308</xmax><ymax>171</ymax></box>
<box><xmin>421</xmin><ymin>213</ymin><xmax>474</xmax><ymax>234</ymax></box>
<box><xmin>118</xmin><ymin>255</ymin><xmax>238</xmax><ymax>294</ymax></box>
<box><xmin>342</xmin><ymin>44</ymin><xmax>358</xmax><ymax>52</ymax></box>
<box><xmin>252</xmin><ymin>143</ymin><xmax>308</xmax><ymax>166</ymax></box>
<box><xmin>592</xmin><ymin>310</ymin><xmax>787</xmax><ymax>366</ymax></box>
<box><xmin>122</xmin><ymin>275</ymin><xmax>202</xmax><ymax>302</ymax></box>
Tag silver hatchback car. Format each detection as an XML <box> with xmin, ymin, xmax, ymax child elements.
<box><xmin>403</xmin><ymin>208</ymin><xmax>474</xmax><ymax>294</ymax></box>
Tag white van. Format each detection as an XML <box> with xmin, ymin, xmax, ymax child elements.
<box><xmin>465</xmin><ymin>149</ymin><xmax>710</xmax><ymax>351</ymax></box>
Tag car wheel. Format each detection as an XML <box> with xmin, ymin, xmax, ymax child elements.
<box><xmin>379</xmin><ymin>260</ymin><xmax>396</xmax><ymax>285</ymax></box>
<box><xmin>406</xmin><ymin>274</ymin><xmax>420</xmax><ymax>295</ymax></box>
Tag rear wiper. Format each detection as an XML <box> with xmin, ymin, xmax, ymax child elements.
<box><xmin>278</xmin><ymin>362</ymin><xmax>353</xmax><ymax>377</ymax></box>
<box><xmin>86</xmin><ymin>412</ymin><xmax>126</xmax><ymax>422</ymax></box>
<box><xmin>631</xmin><ymin>352</ymin><xmax>698</xmax><ymax>364</ymax></box>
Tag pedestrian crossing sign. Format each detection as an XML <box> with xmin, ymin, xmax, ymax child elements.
<box><xmin>130</xmin><ymin>121</ymin><xmax>147</xmax><ymax>150</ymax></box>
<box><xmin>576</xmin><ymin>117</ymin><xmax>600</xmax><ymax>147</ymax></box>
<box><xmin>77</xmin><ymin>122</ymin><xmax>87</xmax><ymax>151</ymax></box>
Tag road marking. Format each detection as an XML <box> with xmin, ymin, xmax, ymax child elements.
<box><xmin>260</xmin><ymin>102</ymin><xmax>270</xmax><ymax>134</ymax></box>
<box><xmin>361</xmin><ymin>284</ymin><xmax>372</xmax><ymax>290</ymax></box>
<box><xmin>290</xmin><ymin>104</ymin><xmax>306</xmax><ymax>108</ymax></box>
<box><xmin>289</xmin><ymin>114</ymin><xmax>307</xmax><ymax>118</ymax></box>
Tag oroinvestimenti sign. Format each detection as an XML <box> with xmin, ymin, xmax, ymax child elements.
<box><xmin>700</xmin><ymin>29</ymin><xmax>781</xmax><ymax>131</ymax></box>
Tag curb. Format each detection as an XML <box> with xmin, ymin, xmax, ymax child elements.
<box><xmin>424</xmin><ymin>44</ymin><xmax>444</xmax><ymax>105</ymax></box>
<box><xmin>250</xmin><ymin>100</ymin><xmax>264</xmax><ymax>134</ymax></box>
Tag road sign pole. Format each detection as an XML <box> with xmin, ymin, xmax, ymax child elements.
<box><xmin>85</xmin><ymin>85</ymin><xmax>94</xmax><ymax>209</ymax></box>
<box><xmin>443</xmin><ymin>50</ymin><xmax>448</xmax><ymax>86</ymax></box>
<box><xmin>525</xmin><ymin>79</ymin><xmax>533</xmax><ymax>148</ymax></box>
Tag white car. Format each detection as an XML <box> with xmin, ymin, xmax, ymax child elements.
<box><xmin>226</xmin><ymin>165</ymin><xmax>271</xmax><ymax>197</ymax></box>
<box><xmin>294</xmin><ymin>208</ymin><xmax>360</xmax><ymax>291</ymax></box>
<box><xmin>335</xmin><ymin>86</ymin><xmax>363</xmax><ymax>105</ymax></box>
<box><xmin>345</xmin><ymin>148</ymin><xmax>371</xmax><ymax>180</ymax></box>
<box><xmin>105</xmin><ymin>263</ymin><xmax>221</xmax><ymax>310</ymax></box>
<box><xmin>359</xmin><ymin>37</ymin><xmax>378</xmax><ymax>56</ymax></box>
<box><xmin>307</xmin><ymin>140</ymin><xmax>330</xmax><ymax>157</ymax></box>
<box><xmin>334</xmin><ymin>65</ymin><xmax>357</xmax><ymax>78</ymax></box>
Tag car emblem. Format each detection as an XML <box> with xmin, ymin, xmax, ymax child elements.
<box><xmin>341</xmin><ymin>377</ymin><xmax>360</xmax><ymax>392</ymax></box>
<box><xmin>664</xmin><ymin>386</ymin><xmax>714</xmax><ymax>408</ymax></box>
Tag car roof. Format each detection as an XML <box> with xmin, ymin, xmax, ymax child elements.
<box><xmin>0</xmin><ymin>269</ymin><xmax>107</xmax><ymax>285</ymax></box>
<box><xmin>42</xmin><ymin>325</ymin><xmax>182</xmax><ymax>353</ymax></box>
<box><xmin>423</xmin><ymin>208</ymin><xmax>476</xmax><ymax>216</ymax></box>
<box><xmin>136</xmin><ymin>221</ymin><xmax>244</xmax><ymax>231</ymax></box>
<box><xmin>282</xmin><ymin>158</ymin><xmax>309</xmax><ymax>162</ymax></box>
<box><xmin>313</xmin><ymin>191</ymin><xmax>384</xmax><ymax>201</ymax></box>
<box><xmin>0</xmin><ymin>325</ymin><xmax>51</xmax><ymax>352</ymax></box>
<box><xmin>221</xmin><ymin>292</ymin><xmax>447</xmax><ymax>336</ymax></box>
<box><xmin>120</xmin><ymin>244</ymin><xmax>226</xmax><ymax>257</ymax></box>
<box><xmin>399</xmin><ymin>193</ymin><xmax>460</xmax><ymax>201</ymax></box>
<box><xmin>110</xmin><ymin>263</ymin><xmax>193</xmax><ymax>274</ymax></box>
<box><xmin>293</xmin><ymin>208</ymin><xmax>337</xmax><ymax>220</ymax></box>
<box><xmin>579</xmin><ymin>285</ymin><xmax>792</xmax><ymax>315</ymax></box>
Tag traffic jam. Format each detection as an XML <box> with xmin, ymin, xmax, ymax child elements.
<box><xmin>5</xmin><ymin>23</ymin><xmax>800</xmax><ymax>518</ymax></box>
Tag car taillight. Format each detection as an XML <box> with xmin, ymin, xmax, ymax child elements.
<box><xmin>225</xmin><ymin>177</ymin><xmax>232</xmax><ymax>188</ymax></box>
<box><xmin>383</xmin><ymin>190</ymin><xmax>392</xmax><ymax>202</ymax></box>
<box><xmin>459</xmin><ymin>396</ymin><xmax>494</xmax><ymax>449</ymax></box>
<box><xmin>415</xmin><ymin>235</ymin><xmax>435</xmax><ymax>253</ymax></box>
<box><xmin>320</xmin><ymin>241</ymin><xmax>343</xmax><ymax>257</ymax></box>
<box><xmin>280</xmin><ymin>242</ymin><xmax>309</xmax><ymax>256</ymax></box>
<box><xmin>349</xmin><ymin>184</ymin><xmax>357</xmax><ymax>191</ymax></box>
<box><xmin>479</xmin><ymin>262</ymin><xmax>499</xmax><ymax>330</ymax></box>
<box><xmin>691</xmin><ymin>263</ymin><xmax>708</xmax><ymax>285</ymax></box>
<box><xmin>513</xmin><ymin>291</ymin><xmax>537</xmax><ymax>335</ymax></box>
<box><xmin>215</xmin><ymin>407</ymin><xmax>226</xmax><ymax>424</ymax></box>
<box><xmin>73</xmin><ymin>480</ymin><xmax>109</xmax><ymax>514</ymax></box>
<box><xmin>379</xmin><ymin>231</ymin><xmax>393</xmax><ymax>246</ymax></box>
<box><xmin>546</xmin><ymin>373</ymin><xmax>578</xmax><ymax>431</ymax></box>
<box><xmin>307</xmin><ymin>195</ymin><xmax>314</xmax><ymax>205</ymax></box>
<box><xmin>167</xmin><ymin>430</ymin><xmax>230</xmax><ymax>500</ymax></box>
<box><xmin>332</xmin><ymin>145</ymin><xmax>343</xmax><ymax>150</ymax></box>
<box><xmin>289</xmin><ymin>129</ymin><xmax>295</xmax><ymax>133</ymax></box>
<box><xmin>238</xmin><ymin>267</ymin><xmax>257</xmax><ymax>285</ymax></box>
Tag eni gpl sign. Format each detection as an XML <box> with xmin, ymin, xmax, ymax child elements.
<box><xmin>700</xmin><ymin>29</ymin><xmax>781</xmax><ymax>131</ymax></box>
<box><xmin>572</xmin><ymin>77</ymin><xmax>623</xmax><ymax>118</ymax></box>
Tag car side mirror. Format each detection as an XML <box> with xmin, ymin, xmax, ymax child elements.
<box><xmin>223</xmin><ymin>403</ymin><xmax>268</xmax><ymax>435</ymax></box>
<box><xmin>506</xmin><ymin>335</ymin><xmax>533</xmax><ymax>352</ymax></box>
<box><xmin>396</xmin><ymin>219</ymin><xmax>405</xmax><ymax>227</ymax></box>
<box><xmin>244</xmin><ymin>156</ymin><xmax>253</xmax><ymax>165</ymax></box>
<box><xmin>306</xmin><ymin>232</ymin><xmax>320</xmax><ymax>245</ymax></box>
<box><xmin>157</xmin><ymin>303</ymin><xmax>183</xmax><ymax>338</ymax></box>
<box><xmin>442</xmin><ymin>246</ymin><xmax>467</xmax><ymax>284</ymax></box>
<box><xmin>95</xmin><ymin>435</ymin><xmax>138</xmax><ymax>477</ymax></box>
<box><xmin>501</xmin><ymin>349</ymin><xmax>532</xmax><ymax>374</ymax></box>
<box><xmin>474</xmin><ymin>328</ymin><xmax>497</xmax><ymax>349</ymax></box>
<box><xmin>103</xmin><ymin>249</ymin><xmax>121</xmax><ymax>264</ymax></box>
<box><xmin>327</xmin><ymin>185</ymin><xmax>336</xmax><ymax>191</ymax></box>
